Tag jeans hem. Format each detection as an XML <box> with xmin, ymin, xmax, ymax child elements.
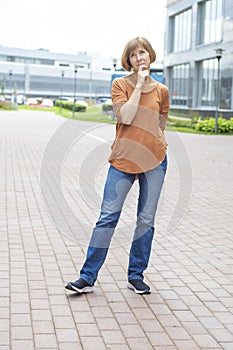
<box><xmin>128</xmin><ymin>277</ymin><xmax>143</xmax><ymax>282</ymax></box>
<box><xmin>80</xmin><ymin>276</ymin><xmax>94</xmax><ymax>286</ymax></box>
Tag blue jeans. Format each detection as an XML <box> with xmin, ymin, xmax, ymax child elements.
<box><xmin>80</xmin><ymin>156</ymin><xmax>167</xmax><ymax>285</ymax></box>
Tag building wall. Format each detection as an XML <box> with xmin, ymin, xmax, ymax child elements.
<box><xmin>0</xmin><ymin>47</ymin><xmax>112</xmax><ymax>100</ymax></box>
<box><xmin>164</xmin><ymin>0</ymin><xmax>233</xmax><ymax>118</ymax></box>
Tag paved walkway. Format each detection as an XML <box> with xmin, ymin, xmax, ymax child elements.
<box><xmin>0</xmin><ymin>110</ymin><xmax>233</xmax><ymax>350</ymax></box>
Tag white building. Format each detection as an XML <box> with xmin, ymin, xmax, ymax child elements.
<box><xmin>164</xmin><ymin>0</ymin><xmax>233</xmax><ymax>118</ymax></box>
<box><xmin>0</xmin><ymin>46</ymin><xmax>112</xmax><ymax>101</ymax></box>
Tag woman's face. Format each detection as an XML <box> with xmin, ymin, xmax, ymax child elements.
<box><xmin>129</xmin><ymin>45</ymin><xmax>150</xmax><ymax>72</ymax></box>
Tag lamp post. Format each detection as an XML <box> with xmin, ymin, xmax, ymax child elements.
<box><xmin>72</xmin><ymin>65</ymin><xmax>78</xmax><ymax>118</ymax></box>
<box><xmin>88</xmin><ymin>63</ymin><xmax>93</xmax><ymax>105</ymax></box>
<box><xmin>112</xmin><ymin>58</ymin><xmax>117</xmax><ymax>77</ymax></box>
<box><xmin>214</xmin><ymin>48</ymin><xmax>224</xmax><ymax>133</ymax></box>
<box><xmin>9</xmin><ymin>70</ymin><xmax>13</xmax><ymax>107</ymax></box>
<box><xmin>59</xmin><ymin>70</ymin><xmax>65</xmax><ymax>114</ymax></box>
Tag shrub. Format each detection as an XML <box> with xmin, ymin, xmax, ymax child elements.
<box><xmin>195</xmin><ymin>117</ymin><xmax>233</xmax><ymax>133</ymax></box>
<box><xmin>55</xmin><ymin>100</ymin><xmax>86</xmax><ymax>112</ymax></box>
<box><xmin>0</xmin><ymin>100</ymin><xmax>17</xmax><ymax>110</ymax></box>
<box><xmin>102</xmin><ymin>102</ymin><xmax>115</xmax><ymax>120</ymax></box>
<box><xmin>102</xmin><ymin>102</ymin><xmax>113</xmax><ymax>113</ymax></box>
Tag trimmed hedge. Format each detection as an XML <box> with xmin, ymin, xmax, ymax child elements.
<box><xmin>102</xmin><ymin>102</ymin><xmax>113</xmax><ymax>113</ymax></box>
<box><xmin>102</xmin><ymin>102</ymin><xmax>115</xmax><ymax>120</ymax></box>
<box><xmin>0</xmin><ymin>100</ymin><xmax>17</xmax><ymax>110</ymax></box>
<box><xmin>55</xmin><ymin>100</ymin><xmax>86</xmax><ymax>112</ymax></box>
<box><xmin>195</xmin><ymin>117</ymin><xmax>233</xmax><ymax>133</ymax></box>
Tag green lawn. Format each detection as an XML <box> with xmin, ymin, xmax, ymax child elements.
<box><xmin>17</xmin><ymin>105</ymin><xmax>232</xmax><ymax>134</ymax></box>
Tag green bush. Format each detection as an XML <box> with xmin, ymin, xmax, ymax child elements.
<box><xmin>55</xmin><ymin>100</ymin><xmax>86</xmax><ymax>112</ymax></box>
<box><xmin>102</xmin><ymin>102</ymin><xmax>115</xmax><ymax>120</ymax></box>
<box><xmin>0</xmin><ymin>100</ymin><xmax>17</xmax><ymax>110</ymax></box>
<box><xmin>195</xmin><ymin>117</ymin><xmax>233</xmax><ymax>133</ymax></box>
<box><xmin>167</xmin><ymin>117</ymin><xmax>193</xmax><ymax>129</ymax></box>
<box><xmin>102</xmin><ymin>103</ymin><xmax>113</xmax><ymax>113</ymax></box>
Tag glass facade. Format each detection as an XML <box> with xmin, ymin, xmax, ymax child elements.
<box><xmin>170</xmin><ymin>8</ymin><xmax>192</xmax><ymax>52</ymax></box>
<box><xmin>197</xmin><ymin>0</ymin><xmax>223</xmax><ymax>45</ymax></box>
<box><xmin>171</xmin><ymin>64</ymin><xmax>190</xmax><ymax>106</ymax></box>
<box><xmin>165</xmin><ymin>0</ymin><xmax>233</xmax><ymax>115</ymax></box>
<box><xmin>199</xmin><ymin>59</ymin><xmax>217</xmax><ymax>106</ymax></box>
<box><xmin>199</xmin><ymin>58</ymin><xmax>232</xmax><ymax>109</ymax></box>
<box><xmin>0</xmin><ymin>55</ymin><xmax>55</xmax><ymax>66</ymax></box>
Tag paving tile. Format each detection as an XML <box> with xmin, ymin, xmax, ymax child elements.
<box><xmin>11</xmin><ymin>326</ymin><xmax>33</xmax><ymax>340</ymax></box>
<box><xmin>173</xmin><ymin>310</ymin><xmax>198</xmax><ymax>322</ymax></box>
<box><xmin>34</xmin><ymin>334</ymin><xmax>58</xmax><ymax>348</ymax></box>
<box><xmin>114</xmin><ymin>312</ymin><xmax>138</xmax><ymax>325</ymax></box>
<box><xmin>2</xmin><ymin>111</ymin><xmax>233</xmax><ymax>350</ymax></box>
<box><xmin>80</xmin><ymin>336</ymin><xmax>106</xmax><ymax>350</ymax></box>
<box><xmin>0</xmin><ymin>332</ymin><xmax>9</xmax><ymax>346</ymax></box>
<box><xmin>91</xmin><ymin>306</ymin><xmax>114</xmax><ymax>318</ymax></box>
<box><xmin>56</xmin><ymin>328</ymin><xmax>80</xmax><ymax>342</ymax></box>
<box><xmin>101</xmin><ymin>330</ymin><xmax>126</xmax><ymax>344</ymax></box>
<box><xmin>126</xmin><ymin>337</ymin><xmax>154</xmax><ymax>350</ymax></box>
<box><xmin>95</xmin><ymin>317</ymin><xmax>119</xmax><ymax>330</ymax></box>
<box><xmin>165</xmin><ymin>326</ymin><xmax>191</xmax><ymax>340</ymax></box>
<box><xmin>33</xmin><ymin>320</ymin><xmax>55</xmax><ymax>334</ymax></box>
<box><xmin>120</xmin><ymin>324</ymin><xmax>146</xmax><ymax>338</ymax></box>
<box><xmin>11</xmin><ymin>340</ymin><xmax>34</xmax><ymax>350</ymax></box>
<box><xmin>146</xmin><ymin>331</ymin><xmax>175</xmax><ymax>346</ymax></box>
<box><xmin>76</xmin><ymin>323</ymin><xmax>100</xmax><ymax>337</ymax></box>
<box><xmin>139</xmin><ymin>319</ymin><xmax>164</xmax><ymax>333</ymax></box>
<box><xmin>173</xmin><ymin>339</ymin><xmax>200</xmax><ymax>350</ymax></box>
<box><xmin>58</xmin><ymin>343</ymin><xmax>83</xmax><ymax>350</ymax></box>
<box><xmin>73</xmin><ymin>311</ymin><xmax>96</xmax><ymax>324</ymax></box>
<box><xmin>208</xmin><ymin>328</ymin><xmax>233</xmax><ymax>342</ymax></box>
<box><xmin>191</xmin><ymin>333</ymin><xmax>222</xmax><ymax>348</ymax></box>
<box><xmin>219</xmin><ymin>342</ymin><xmax>233</xmax><ymax>350</ymax></box>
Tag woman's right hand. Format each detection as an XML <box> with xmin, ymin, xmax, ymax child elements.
<box><xmin>136</xmin><ymin>66</ymin><xmax>149</xmax><ymax>88</ymax></box>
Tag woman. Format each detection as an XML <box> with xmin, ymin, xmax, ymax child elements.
<box><xmin>65</xmin><ymin>37</ymin><xmax>169</xmax><ymax>295</ymax></box>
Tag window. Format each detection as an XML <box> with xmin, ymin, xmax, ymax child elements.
<box><xmin>221</xmin><ymin>77</ymin><xmax>232</xmax><ymax>109</ymax></box>
<box><xmin>197</xmin><ymin>0</ymin><xmax>223</xmax><ymax>45</ymax></box>
<box><xmin>170</xmin><ymin>8</ymin><xmax>192</xmax><ymax>52</ymax></box>
<box><xmin>200</xmin><ymin>59</ymin><xmax>218</xmax><ymax>106</ymax></box>
<box><xmin>7</xmin><ymin>56</ymin><xmax>16</xmax><ymax>62</ymax></box>
<box><xmin>40</xmin><ymin>59</ymin><xmax>54</xmax><ymax>65</ymax></box>
<box><xmin>171</xmin><ymin>64</ymin><xmax>190</xmax><ymax>106</ymax></box>
<box><xmin>198</xmin><ymin>59</ymin><xmax>231</xmax><ymax>109</ymax></box>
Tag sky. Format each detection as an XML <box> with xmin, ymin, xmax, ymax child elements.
<box><xmin>0</xmin><ymin>0</ymin><xmax>167</xmax><ymax>62</ymax></box>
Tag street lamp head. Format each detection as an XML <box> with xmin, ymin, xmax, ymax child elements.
<box><xmin>112</xmin><ymin>58</ymin><xmax>117</xmax><ymax>69</ymax></box>
<box><xmin>61</xmin><ymin>70</ymin><xmax>65</xmax><ymax>77</ymax></box>
<box><xmin>214</xmin><ymin>48</ymin><xmax>225</xmax><ymax>60</ymax></box>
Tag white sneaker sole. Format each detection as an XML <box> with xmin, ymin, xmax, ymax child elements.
<box><xmin>65</xmin><ymin>283</ymin><xmax>93</xmax><ymax>293</ymax></box>
<box><xmin>127</xmin><ymin>282</ymin><xmax>151</xmax><ymax>294</ymax></box>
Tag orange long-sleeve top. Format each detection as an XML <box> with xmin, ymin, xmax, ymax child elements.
<box><xmin>108</xmin><ymin>76</ymin><xmax>170</xmax><ymax>174</ymax></box>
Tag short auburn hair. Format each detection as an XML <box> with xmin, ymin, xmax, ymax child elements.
<box><xmin>121</xmin><ymin>37</ymin><xmax>156</xmax><ymax>72</ymax></box>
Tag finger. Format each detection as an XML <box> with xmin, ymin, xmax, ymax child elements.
<box><xmin>141</xmin><ymin>70</ymin><xmax>149</xmax><ymax>77</ymax></box>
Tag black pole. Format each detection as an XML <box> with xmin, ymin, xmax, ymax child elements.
<box><xmin>72</xmin><ymin>66</ymin><xmax>78</xmax><ymax>118</ymax></box>
<box><xmin>215</xmin><ymin>57</ymin><xmax>221</xmax><ymax>134</ymax></box>
<box><xmin>59</xmin><ymin>71</ymin><xmax>64</xmax><ymax>114</ymax></box>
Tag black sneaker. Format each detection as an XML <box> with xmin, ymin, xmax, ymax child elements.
<box><xmin>127</xmin><ymin>279</ymin><xmax>151</xmax><ymax>294</ymax></box>
<box><xmin>65</xmin><ymin>278</ymin><xmax>93</xmax><ymax>293</ymax></box>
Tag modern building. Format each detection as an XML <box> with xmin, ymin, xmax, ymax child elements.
<box><xmin>164</xmin><ymin>0</ymin><xmax>233</xmax><ymax>118</ymax></box>
<box><xmin>0</xmin><ymin>45</ymin><xmax>166</xmax><ymax>103</ymax></box>
<box><xmin>0</xmin><ymin>46</ymin><xmax>112</xmax><ymax>101</ymax></box>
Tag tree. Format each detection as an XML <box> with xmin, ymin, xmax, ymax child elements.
<box><xmin>1</xmin><ymin>81</ymin><xmax>5</xmax><ymax>96</ymax></box>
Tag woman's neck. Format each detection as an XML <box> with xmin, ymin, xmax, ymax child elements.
<box><xmin>126</xmin><ymin>72</ymin><xmax>157</xmax><ymax>92</ymax></box>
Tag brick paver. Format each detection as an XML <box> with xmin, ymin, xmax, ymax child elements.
<box><xmin>0</xmin><ymin>110</ymin><xmax>233</xmax><ymax>349</ymax></box>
